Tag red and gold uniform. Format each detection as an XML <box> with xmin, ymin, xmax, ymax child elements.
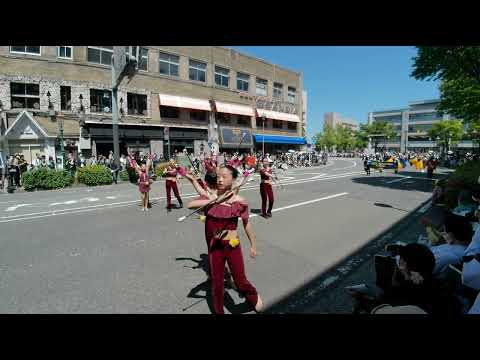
<box><xmin>165</xmin><ymin>165</ymin><xmax>183</xmax><ymax>209</ymax></box>
<box><xmin>204</xmin><ymin>200</ymin><xmax>258</xmax><ymax>314</ymax></box>
<box><xmin>259</xmin><ymin>167</ymin><xmax>274</xmax><ymax>217</ymax></box>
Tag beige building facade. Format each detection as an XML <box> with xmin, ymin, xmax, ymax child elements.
<box><xmin>0</xmin><ymin>46</ymin><xmax>306</xmax><ymax>162</ymax></box>
<box><xmin>324</xmin><ymin>112</ymin><xmax>359</xmax><ymax>132</ymax></box>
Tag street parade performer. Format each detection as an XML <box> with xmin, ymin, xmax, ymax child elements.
<box><xmin>204</xmin><ymin>155</ymin><xmax>217</xmax><ymax>188</ymax></box>
<box><xmin>259</xmin><ymin>158</ymin><xmax>277</xmax><ymax>218</ymax></box>
<box><xmin>184</xmin><ymin>165</ymin><xmax>263</xmax><ymax>314</ymax></box>
<box><xmin>163</xmin><ymin>159</ymin><xmax>183</xmax><ymax>212</ymax></box>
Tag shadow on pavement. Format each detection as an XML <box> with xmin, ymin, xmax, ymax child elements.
<box><xmin>263</xmin><ymin>196</ymin><xmax>435</xmax><ymax>314</ymax></box>
<box><xmin>176</xmin><ymin>254</ymin><xmax>252</xmax><ymax>314</ymax></box>
<box><xmin>351</xmin><ymin>170</ymin><xmax>439</xmax><ymax>193</ymax></box>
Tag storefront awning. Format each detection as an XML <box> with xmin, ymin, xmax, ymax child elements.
<box><xmin>214</xmin><ymin>101</ymin><xmax>254</xmax><ymax>117</ymax></box>
<box><xmin>159</xmin><ymin>94</ymin><xmax>211</xmax><ymax>111</ymax></box>
<box><xmin>255</xmin><ymin>109</ymin><xmax>300</xmax><ymax>123</ymax></box>
<box><xmin>253</xmin><ymin>134</ymin><xmax>306</xmax><ymax>145</ymax></box>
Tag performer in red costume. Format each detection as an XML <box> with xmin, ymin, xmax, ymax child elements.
<box><xmin>185</xmin><ymin>165</ymin><xmax>263</xmax><ymax>314</ymax></box>
<box><xmin>163</xmin><ymin>159</ymin><xmax>183</xmax><ymax>212</ymax></box>
<box><xmin>259</xmin><ymin>158</ymin><xmax>277</xmax><ymax>218</ymax></box>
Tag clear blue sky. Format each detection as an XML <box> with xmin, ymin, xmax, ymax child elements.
<box><xmin>232</xmin><ymin>46</ymin><xmax>440</xmax><ymax>141</ymax></box>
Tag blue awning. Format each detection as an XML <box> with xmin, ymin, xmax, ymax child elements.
<box><xmin>253</xmin><ymin>134</ymin><xmax>306</xmax><ymax>145</ymax></box>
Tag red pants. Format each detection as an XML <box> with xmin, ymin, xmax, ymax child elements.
<box><xmin>209</xmin><ymin>243</ymin><xmax>258</xmax><ymax>314</ymax></box>
<box><xmin>166</xmin><ymin>180</ymin><xmax>182</xmax><ymax>208</ymax></box>
<box><xmin>260</xmin><ymin>183</ymin><xmax>274</xmax><ymax>215</ymax></box>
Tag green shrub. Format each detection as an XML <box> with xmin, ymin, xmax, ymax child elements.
<box><xmin>119</xmin><ymin>169</ymin><xmax>129</xmax><ymax>182</ymax></box>
<box><xmin>22</xmin><ymin>168</ymin><xmax>74</xmax><ymax>191</ymax></box>
<box><xmin>155</xmin><ymin>162</ymin><xmax>169</xmax><ymax>178</ymax></box>
<box><xmin>127</xmin><ymin>166</ymin><xmax>139</xmax><ymax>183</ymax></box>
<box><xmin>444</xmin><ymin>160</ymin><xmax>480</xmax><ymax>208</ymax></box>
<box><xmin>77</xmin><ymin>165</ymin><xmax>113</xmax><ymax>186</ymax></box>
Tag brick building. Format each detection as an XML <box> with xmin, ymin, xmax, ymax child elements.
<box><xmin>0</xmin><ymin>46</ymin><xmax>306</xmax><ymax>164</ymax></box>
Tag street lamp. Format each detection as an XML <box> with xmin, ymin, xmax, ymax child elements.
<box><xmin>448</xmin><ymin>132</ymin><xmax>453</xmax><ymax>153</ymax></box>
<box><xmin>261</xmin><ymin>113</ymin><xmax>266</xmax><ymax>158</ymax></box>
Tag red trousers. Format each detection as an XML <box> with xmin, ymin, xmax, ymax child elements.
<box><xmin>260</xmin><ymin>183</ymin><xmax>274</xmax><ymax>215</ymax></box>
<box><xmin>209</xmin><ymin>243</ymin><xmax>258</xmax><ymax>314</ymax></box>
<box><xmin>166</xmin><ymin>180</ymin><xmax>182</xmax><ymax>208</ymax></box>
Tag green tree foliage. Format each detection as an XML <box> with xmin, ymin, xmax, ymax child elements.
<box><xmin>427</xmin><ymin>119</ymin><xmax>464</xmax><ymax>151</ymax></box>
<box><xmin>411</xmin><ymin>46</ymin><xmax>480</xmax><ymax>124</ymax></box>
<box><xmin>361</xmin><ymin>121</ymin><xmax>396</xmax><ymax>152</ymax></box>
<box><xmin>22</xmin><ymin>168</ymin><xmax>74</xmax><ymax>191</ymax></box>
<box><xmin>314</xmin><ymin>124</ymin><xmax>337</xmax><ymax>151</ymax></box>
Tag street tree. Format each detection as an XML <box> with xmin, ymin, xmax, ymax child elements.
<box><xmin>314</xmin><ymin>124</ymin><xmax>337</xmax><ymax>151</ymax></box>
<box><xmin>361</xmin><ymin>121</ymin><xmax>396</xmax><ymax>153</ymax></box>
<box><xmin>411</xmin><ymin>46</ymin><xmax>480</xmax><ymax>124</ymax></box>
<box><xmin>427</xmin><ymin>119</ymin><xmax>464</xmax><ymax>153</ymax></box>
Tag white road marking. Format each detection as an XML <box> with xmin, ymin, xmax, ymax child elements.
<box><xmin>0</xmin><ymin>172</ymin><xmax>361</xmax><ymax>223</ymax></box>
<box><xmin>86</xmin><ymin>197</ymin><xmax>99</xmax><ymax>202</ymax></box>
<box><xmin>386</xmin><ymin>176</ymin><xmax>410</xmax><ymax>184</ymax></box>
<box><xmin>64</xmin><ymin>200</ymin><xmax>78</xmax><ymax>205</ymax></box>
<box><xmin>106</xmin><ymin>196</ymin><xmax>117</xmax><ymax>200</ymax></box>
<box><xmin>249</xmin><ymin>192</ymin><xmax>348</xmax><ymax>218</ymax></box>
<box><xmin>5</xmin><ymin>204</ymin><xmax>33</xmax><ymax>212</ymax></box>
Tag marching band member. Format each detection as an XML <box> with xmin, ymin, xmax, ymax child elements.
<box><xmin>164</xmin><ymin>159</ymin><xmax>183</xmax><ymax>212</ymax></box>
<box><xmin>259</xmin><ymin>158</ymin><xmax>276</xmax><ymax>218</ymax></box>
<box><xmin>204</xmin><ymin>155</ymin><xmax>217</xmax><ymax>188</ymax></box>
<box><xmin>185</xmin><ymin>165</ymin><xmax>263</xmax><ymax>314</ymax></box>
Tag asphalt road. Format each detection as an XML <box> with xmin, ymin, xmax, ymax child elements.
<box><xmin>0</xmin><ymin>159</ymin><xmax>439</xmax><ymax>313</ymax></box>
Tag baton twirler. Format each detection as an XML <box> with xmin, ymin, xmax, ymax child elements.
<box><xmin>177</xmin><ymin>171</ymin><xmax>250</xmax><ymax>222</ymax></box>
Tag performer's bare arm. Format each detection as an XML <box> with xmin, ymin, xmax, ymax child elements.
<box><xmin>187</xmin><ymin>198</ymin><xmax>212</xmax><ymax>209</ymax></box>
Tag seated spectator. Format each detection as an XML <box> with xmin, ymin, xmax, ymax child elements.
<box><xmin>431</xmin><ymin>179</ymin><xmax>447</xmax><ymax>205</ymax></box>
<box><xmin>429</xmin><ymin>214</ymin><xmax>473</xmax><ymax>277</ymax></box>
<box><xmin>349</xmin><ymin>243</ymin><xmax>461</xmax><ymax>314</ymax></box>
<box><xmin>452</xmin><ymin>190</ymin><xmax>477</xmax><ymax>217</ymax></box>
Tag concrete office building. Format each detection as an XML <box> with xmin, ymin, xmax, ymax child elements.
<box><xmin>0</xmin><ymin>46</ymin><xmax>306</xmax><ymax>164</ymax></box>
<box><xmin>367</xmin><ymin>99</ymin><xmax>473</xmax><ymax>153</ymax></box>
<box><xmin>324</xmin><ymin>112</ymin><xmax>359</xmax><ymax>131</ymax></box>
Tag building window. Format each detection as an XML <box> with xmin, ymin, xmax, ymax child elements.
<box><xmin>10</xmin><ymin>46</ymin><xmax>41</xmax><ymax>56</ymax></box>
<box><xmin>90</xmin><ymin>89</ymin><xmax>112</xmax><ymax>113</ymax></box>
<box><xmin>58</xmin><ymin>46</ymin><xmax>72</xmax><ymax>59</ymax></box>
<box><xmin>408</xmin><ymin>112</ymin><xmax>443</xmax><ymax>122</ymax></box>
<box><xmin>273</xmin><ymin>120</ymin><xmax>283</xmax><ymax>129</ymax></box>
<box><xmin>159</xmin><ymin>52</ymin><xmax>179</xmax><ymax>77</ymax></box>
<box><xmin>273</xmin><ymin>82</ymin><xmax>283</xmax><ymax>99</ymax></box>
<box><xmin>189</xmin><ymin>59</ymin><xmax>207</xmax><ymax>83</ymax></box>
<box><xmin>288</xmin><ymin>122</ymin><xmax>297</xmax><ymax>130</ymax></box>
<box><xmin>60</xmin><ymin>86</ymin><xmax>71</xmax><ymax>111</ymax></box>
<box><xmin>256</xmin><ymin>117</ymin><xmax>266</xmax><ymax>127</ymax></box>
<box><xmin>374</xmin><ymin>115</ymin><xmax>402</xmax><ymax>123</ymax></box>
<box><xmin>87</xmin><ymin>46</ymin><xmax>114</xmax><ymax>66</ymax></box>
<box><xmin>190</xmin><ymin>110</ymin><xmax>207</xmax><ymax>121</ymax></box>
<box><xmin>237</xmin><ymin>115</ymin><xmax>250</xmax><ymax>126</ymax></box>
<box><xmin>217</xmin><ymin>112</ymin><xmax>231</xmax><ymax>124</ymax></box>
<box><xmin>256</xmin><ymin>78</ymin><xmax>268</xmax><ymax>96</ymax></box>
<box><xmin>126</xmin><ymin>47</ymin><xmax>149</xmax><ymax>71</ymax></box>
<box><xmin>127</xmin><ymin>93</ymin><xmax>147</xmax><ymax>115</ymax></box>
<box><xmin>288</xmin><ymin>86</ymin><xmax>296</xmax><ymax>103</ymax></box>
<box><xmin>237</xmin><ymin>72</ymin><xmax>249</xmax><ymax>92</ymax></box>
<box><xmin>215</xmin><ymin>66</ymin><xmax>229</xmax><ymax>87</ymax></box>
<box><xmin>160</xmin><ymin>106</ymin><xmax>179</xmax><ymax>119</ymax></box>
<box><xmin>10</xmin><ymin>82</ymin><xmax>40</xmax><ymax>109</ymax></box>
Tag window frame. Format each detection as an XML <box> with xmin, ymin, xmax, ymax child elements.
<box><xmin>236</xmin><ymin>72</ymin><xmax>250</xmax><ymax>92</ymax></box>
<box><xmin>273</xmin><ymin>82</ymin><xmax>283</xmax><ymax>99</ymax></box>
<box><xmin>287</xmin><ymin>122</ymin><xmax>297</xmax><ymax>131</ymax></box>
<box><xmin>214</xmin><ymin>65</ymin><xmax>230</xmax><ymax>88</ymax></box>
<box><xmin>87</xmin><ymin>46</ymin><xmax>114</xmax><ymax>66</ymax></box>
<box><xmin>159</xmin><ymin>51</ymin><xmax>180</xmax><ymax>77</ymax></box>
<box><xmin>160</xmin><ymin>106</ymin><xmax>180</xmax><ymax>119</ymax></box>
<box><xmin>190</xmin><ymin>110</ymin><xmax>207</xmax><ymax>121</ymax></box>
<box><xmin>60</xmin><ymin>86</ymin><xmax>72</xmax><ymax>111</ymax></box>
<box><xmin>237</xmin><ymin>115</ymin><xmax>250</xmax><ymax>126</ymax></box>
<box><xmin>287</xmin><ymin>86</ymin><xmax>296</xmax><ymax>103</ymax></box>
<box><xmin>57</xmin><ymin>46</ymin><xmax>73</xmax><ymax>60</ymax></box>
<box><xmin>273</xmin><ymin>119</ymin><xmax>283</xmax><ymax>129</ymax></box>
<box><xmin>256</xmin><ymin>78</ymin><xmax>268</xmax><ymax>96</ymax></box>
<box><xmin>188</xmin><ymin>59</ymin><xmax>207</xmax><ymax>83</ymax></box>
<box><xmin>127</xmin><ymin>92</ymin><xmax>148</xmax><ymax>116</ymax></box>
<box><xmin>10</xmin><ymin>82</ymin><xmax>41</xmax><ymax>110</ymax></box>
<box><xmin>137</xmin><ymin>47</ymin><xmax>149</xmax><ymax>71</ymax></box>
<box><xmin>89</xmin><ymin>88</ymin><xmax>113</xmax><ymax>113</ymax></box>
<box><xmin>10</xmin><ymin>46</ymin><xmax>41</xmax><ymax>56</ymax></box>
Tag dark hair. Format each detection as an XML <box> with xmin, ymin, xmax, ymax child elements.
<box><xmin>458</xmin><ymin>190</ymin><xmax>474</xmax><ymax>205</ymax></box>
<box><xmin>399</xmin><ymin>243</ymin><xmax>436</xmax><ymax>279</ymax></box>
<box><xmin>221</xmin><ymin>165</ymin><xmax>238</xmax><ymax>179</ymax></box>
<box><xmin>444</xmin><ymin>213</ymin><xmax>473</xmax><ymax>244</ymax></box>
